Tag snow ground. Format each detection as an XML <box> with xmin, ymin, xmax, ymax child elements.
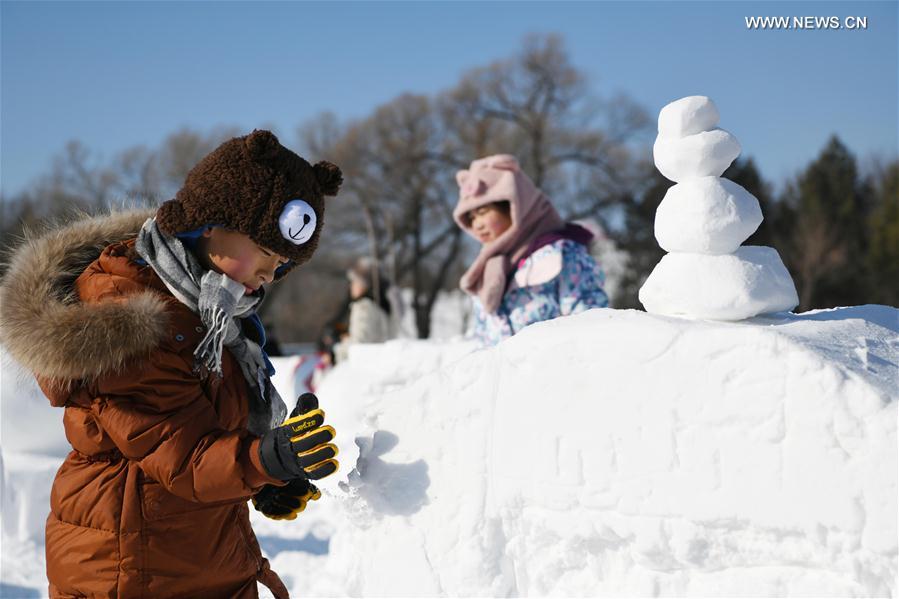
<box><xmin>2</xmin><ymin>305</ymin><xmax>897</xmax><ymax>597</ymax></box>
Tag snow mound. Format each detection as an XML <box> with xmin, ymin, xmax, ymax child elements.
<box><xmin>314</xmin><ymin>306</ymin><xmax>897</xmax><ymax>596</ymax></box>
<box><xmin>3</xmin><ymin>307</ymin><xmax>896</xmax><ymax>597</ymax></box>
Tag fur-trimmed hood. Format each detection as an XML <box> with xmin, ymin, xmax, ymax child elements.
<box><xmin>0</xmin><ymin>208</ymin><xmax>170</xmax><ymax>382</ymax></box>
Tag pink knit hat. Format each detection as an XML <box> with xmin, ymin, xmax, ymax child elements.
<box><xmin>453</xmin><ymin>155</ymin><xmax>563</xmax><ymax>313</ymax></box>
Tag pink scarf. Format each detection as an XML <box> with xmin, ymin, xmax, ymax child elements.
<box><xmin>453</xmin><ymin>155</ymin><xmax>563</xmax><ymax>313</ymax></box>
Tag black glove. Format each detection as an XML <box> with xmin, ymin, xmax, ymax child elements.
<box><xmin>258</xmin><ymin>393</ymin><xmax>339</xmax><ymax>481</ymax></box>
<box><xmin>252</xmin><ymin>477</ymin><xmax>322</xmax><ymax>521</ymax></box>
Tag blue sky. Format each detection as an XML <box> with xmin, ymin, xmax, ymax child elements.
<box><xmin>2</xmin><ymin>1</ymin><xmax>896</xmax><ymax>198</ymax></box>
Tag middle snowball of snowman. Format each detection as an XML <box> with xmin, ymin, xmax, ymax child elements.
<box><xmin>655</xmin><ymin>176</ymin><xmax>763</xmax><ymax>255</ymax></box>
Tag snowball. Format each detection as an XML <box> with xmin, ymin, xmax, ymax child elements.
<box><xmin>655</xmin><ymin>176</ymin><xmax>763</xmax><ymax>254</ymax></box>
<box><xmin>653</xmin><ymin>128</ymin><xmax>741</xmax><ymax>182</ymax></box>
<box><xmin>638</xmin><ymin>246</ymin><xmax>799</xmax><ymax>320</ymax></box>
<box><xmin>658</xmin><ymin>95</ymin><xmax>720</xmax><ymax>138</ymax></box>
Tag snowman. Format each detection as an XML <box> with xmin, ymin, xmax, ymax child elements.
<box><xmin>639</xmin><ymin>95</ymin><xmax>799</xmax><ymax>320</ymax></box>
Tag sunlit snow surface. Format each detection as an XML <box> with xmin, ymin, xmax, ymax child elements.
<box><xmin>2</xmin><ymin>306</ymin><xmax>897</xmax><ymax>597</ymax></box>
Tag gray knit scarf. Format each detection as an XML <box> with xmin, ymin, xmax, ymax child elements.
<box><xmin>134</xmin><ymin>217</ymin><xmax>287</xmax><ymax>435</ymax></box>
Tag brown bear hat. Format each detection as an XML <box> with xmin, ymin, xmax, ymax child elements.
<box><xmin>156</xmin><ymin>129</ymin><xmax>342</xmax><ymax>278</ymax></box>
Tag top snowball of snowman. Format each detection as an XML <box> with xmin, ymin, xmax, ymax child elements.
<box><xmin>658</xmin><ymin>96</ymin><xmax>720</xmax><ymax>138</ymax></box>
<box><xmin>653</xmin><ymin>95</ymin><xmax>741</xmax><ymax>182</ymax></box>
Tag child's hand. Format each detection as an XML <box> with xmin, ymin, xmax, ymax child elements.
<box><xmin>257</xmin><ymin>393</ymin><xmax>339</xmax><ymax>481</ymax></box>
<box><xmin>252</xmin><ymin>478</ymin><xmax>321</xmax><ymax>521</ymax></box>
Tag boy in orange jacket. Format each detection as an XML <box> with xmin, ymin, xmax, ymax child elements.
<box><xmin>0</xmin><ymin>130</ymin><xmax>341</xmax><ymax>598</ymax></box>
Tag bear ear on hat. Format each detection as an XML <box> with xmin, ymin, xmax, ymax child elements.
<box><xmin>244</xmin><ymin>129</ymin><xmax>281</xmax><ymax>161</ymax></box>
<box><xmin>455</xmin><ymin>170</ymin><xmax>469</xmax><ymax>188</ymax></box>
<box><xmin>155</xmin><ymin>197</ymin><xmax>190</xmax><ymax>235</ymax></box>
<box><xmin>313</xmin><ymin>161</ymin><xmax>343</xmax><ymax>196</ymax></box>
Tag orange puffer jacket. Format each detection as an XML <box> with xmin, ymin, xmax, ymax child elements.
<box><xmin>0</xmin><ymin>209</ymin><xmax>290</xmax><ymax>598</ymax></box>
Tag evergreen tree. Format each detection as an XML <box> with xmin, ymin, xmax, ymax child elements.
<box><xmin>865</xmin><ymin>161</ymin><xmax>899</xmax><ymax>306</ymax></box>
<box><xmin>777</xmin><ymin>135</ymin><xmax>868</xmax><ymax>309</ymax></box>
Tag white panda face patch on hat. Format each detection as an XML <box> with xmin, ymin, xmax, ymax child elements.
<box><xmin>279</xmin><ymin>199</ymin><xmax>317</xmax><ymax>245</ymax></box>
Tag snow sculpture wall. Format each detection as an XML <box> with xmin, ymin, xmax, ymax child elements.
<box><xmin>310</xmin><ymin>307</ymin><xmax>897</xmax><ymax>596</ymax></box>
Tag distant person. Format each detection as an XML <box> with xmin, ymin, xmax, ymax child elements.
<box><xmin>334</xmin><ymin>257</ymin><xmax>393</xmax><ymax>362</ymax></box>
<box><xmin>453</xmin><ymin>154</ymin><xmax>609</xmax><ymax>347</ymax></box>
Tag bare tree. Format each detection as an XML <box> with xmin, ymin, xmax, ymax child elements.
<box><xmin>447</xmin><ymin>33</ymin><xmax>651</xmax><ymax>228</ymax></box>
<box><xmin>302</xmin><ymin>94</ymin><xmax>468</xmax><ymax>338</ymax></box>
<box><xmin>296</xmin><ymin>33</ymin><xmax>652</xmax><ymax>337</ymax></box>
<box><xmin>4</xmin><ymin>34</ymin><xmax>655</xmax><ymax>340</ymax></box>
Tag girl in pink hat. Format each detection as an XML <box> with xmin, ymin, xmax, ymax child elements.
<box><xmin>454</xmin><ymin>154</ymin><xmax>609</xmax><ymax>347</ymax></box>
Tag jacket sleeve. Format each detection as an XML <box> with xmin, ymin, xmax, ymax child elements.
<box><xmin>558</xmin><ymin>241</ymin><xmax>610</xmax><ymax>316</ymax></box>
<box><xmin>91</xmin><ymin>343</ymin><xmax>281</xmax><ymax>503</ymax></box>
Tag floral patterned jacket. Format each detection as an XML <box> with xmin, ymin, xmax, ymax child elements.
<box><xmin>470</xmin><ymin>225</ymin><xmax>609</xmax><ymax>347</ymax></box>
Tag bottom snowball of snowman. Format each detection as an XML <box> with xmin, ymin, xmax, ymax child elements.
<box><xmin>638</xmin><ymin>246</ymin><xmax>799</xmax><ymax>321</ymax></box>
